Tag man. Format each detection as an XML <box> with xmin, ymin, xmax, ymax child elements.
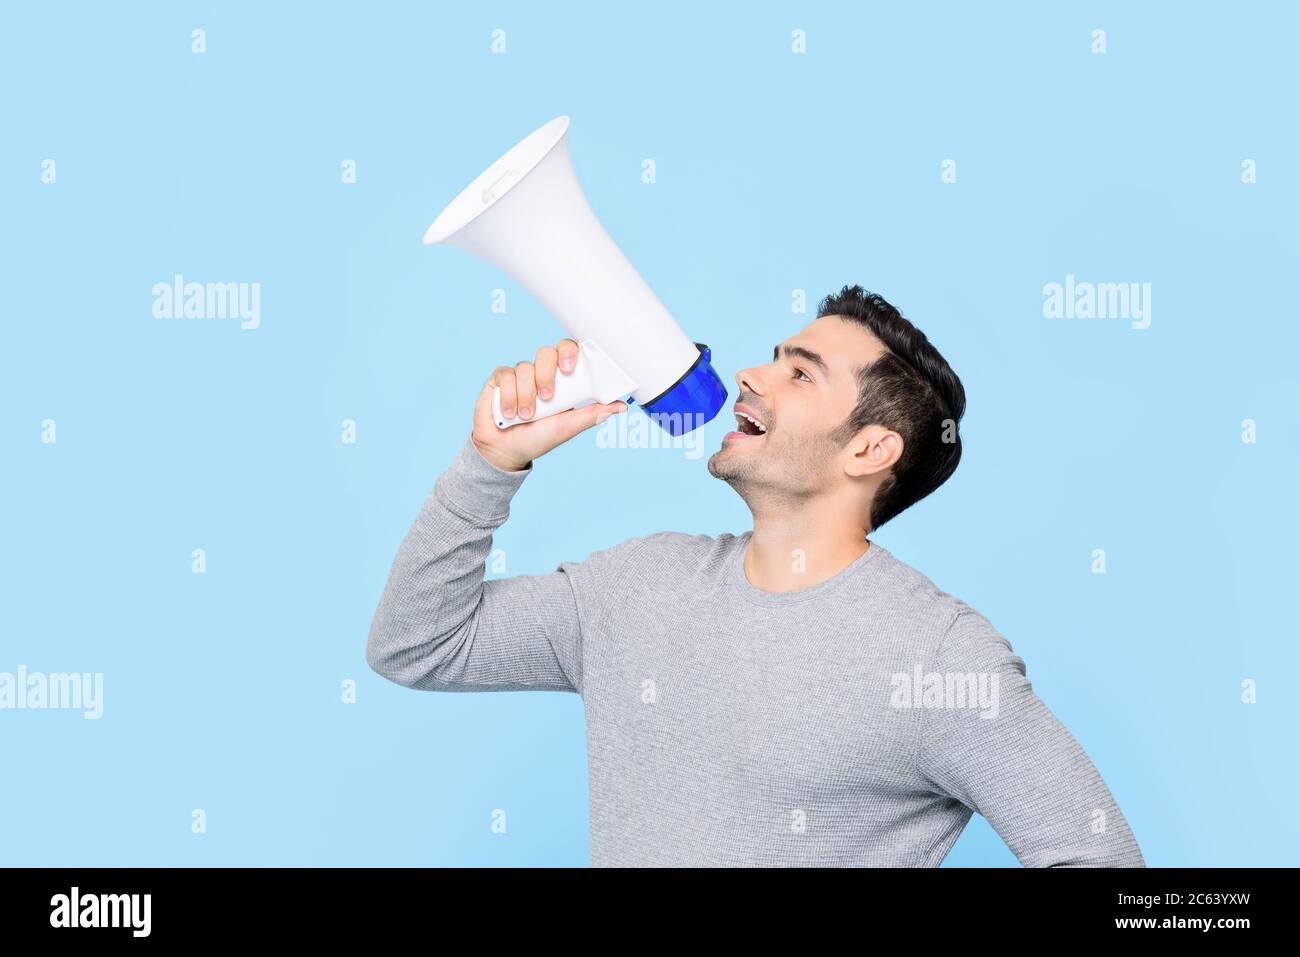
<box><xmin>366</xmin><ymin>284</ymin><xmax>1146</xmax><ymax>868</ymax></box>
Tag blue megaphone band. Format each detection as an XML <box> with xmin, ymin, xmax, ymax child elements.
<box><xmin>637</xmin><ymin>342</ymin><xmax>728</xmax><ymax>436</ymax></box>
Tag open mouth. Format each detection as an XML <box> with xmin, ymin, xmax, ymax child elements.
<box><xmin>725</xmin><ymin>407</ymin><xmax>768</xmax><ymax>442</ymax></box>
<box><xmin>735</xmin><ymin>410</ymin><xmax>767</xmax><ymax>436</ymax></box>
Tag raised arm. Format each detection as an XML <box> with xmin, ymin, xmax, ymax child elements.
<box><xmin>915</xmin><ymin>608</ymin><xmax>1146</xmax><ymax>867</ymax></box>
<box><xmin>366</xmin><ymin>339</ymin><xmax>630</xmax><ymax>695</ymax></box>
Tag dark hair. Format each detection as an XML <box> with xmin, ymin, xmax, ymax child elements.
<box><xmin>819</xmin><ymin>285</ymin><xmax>965</xmax><ymax>531</ymax></box>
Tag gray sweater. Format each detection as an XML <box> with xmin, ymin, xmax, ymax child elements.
<box><xmin>367</xmin><ymin>434</ymin><xmax>1146</xmax><ymax>867</ymax></box>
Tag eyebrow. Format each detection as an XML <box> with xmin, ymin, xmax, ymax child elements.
<box><xmin>773</xmin><ymin>343</ymin><xmax>830</xmax><ymax>377</ymax></box>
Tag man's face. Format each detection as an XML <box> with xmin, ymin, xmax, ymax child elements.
<box><xmin>707</xmin><ymin>315</ymin><xmax>889</xmax><ymax>498</ymax></box>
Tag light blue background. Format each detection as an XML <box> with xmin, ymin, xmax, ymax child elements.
<box><xmin>2</xmin><ymin>1</ymin><xmax>1296</xmax><ymax>866</ymax></box>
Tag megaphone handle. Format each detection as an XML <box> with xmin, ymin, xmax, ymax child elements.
<box><xmin>491</xmin><ymin>345</ymin><xmax>627</xmax><ymax>429</ymax></box>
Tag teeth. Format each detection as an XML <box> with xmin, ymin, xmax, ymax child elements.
<box><xmin>735</xmin><ymin>411</ymin><xmax>767</xmax><ymax>434</ymax></box>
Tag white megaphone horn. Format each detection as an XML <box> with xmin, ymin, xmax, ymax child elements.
<box><xmin>423</xmin><ymin>115</ymin><xmax>728</xmax><ymax>436</ymax></box>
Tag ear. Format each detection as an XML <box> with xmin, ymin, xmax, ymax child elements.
<box><xmin>844</xmin><ymin>425</ymin><xmax>903</xmax><ymax>479</ymax></box>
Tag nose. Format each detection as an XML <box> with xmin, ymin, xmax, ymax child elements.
<box><xmin>736</xmin><ymin>365</ymin><xmax>764</xmax><ymax>397</ymax></box>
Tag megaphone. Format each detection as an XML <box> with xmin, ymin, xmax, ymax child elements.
<box><xmin>423</xmin><ymin>115</ymin><xmax>728</xmax><ymax>436</ymax></box>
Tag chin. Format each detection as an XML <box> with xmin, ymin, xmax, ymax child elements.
<box><xmin>706</xmin><ymin>453</ymin><xmax>732</xmax><ymax>479</ymax></box>
<box><xmin>707</xmin><ymin>452</ymin><xmax>749</xmax><ymax>483</ymax></box>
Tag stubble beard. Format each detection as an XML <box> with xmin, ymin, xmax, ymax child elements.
<box><xmin>707</xmin><ymin>428</ymin><xmax>842</xmax><ymax>507</ymax></box>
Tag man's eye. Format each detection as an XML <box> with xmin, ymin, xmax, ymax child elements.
<box><xmin>793</xmin><ymin>368</ymin><xmax>812</xmax><ymax>383</ymax></box>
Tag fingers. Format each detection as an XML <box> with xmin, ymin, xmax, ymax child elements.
<box><xmin>490</xmin><ymin>365</ymin><xmax>517</xmax><ymax>418</ymax></box>
<box><xmin>514</xmin><ymin>360</ymin><xmax>537</xmax><ymax>420</ymax></box>
<box><xmin>481</xmin><ymin>342</ymin><xmax>622</xmax><ymax>440</ymax></box>
<box><xmin>556</xmin><ymin>338</ymin><xmax>579</xmax><ymax>374</ymax></box>
<box><xmin>520</xmin><ymin>340</ymin><xmax>578</xmax><ymax>415</ymax></box>
<box><xmin>487</xmin><ymin>361</ymin><xmax>539</xmax><ymax>420</ymax></box>
<box><xmin>534</xmin><ymin>345</ymin><xmax>558</xmax><ymax>402</ymax></box>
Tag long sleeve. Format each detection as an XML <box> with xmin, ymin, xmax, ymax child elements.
<box><xmin>914</xmin><ymin>609</ymin><xmax>1146</xmax><ymax>867</ymax></box>
<box><xmin>366</xmin><ymin>433</ymin><xmax>639</xmax><ymax>695</ymax></box>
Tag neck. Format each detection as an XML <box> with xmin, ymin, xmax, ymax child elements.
<box><xmin>744</xmin><ymin>500</ymin><xmax>870</xmax><ymax>594</ymax></box>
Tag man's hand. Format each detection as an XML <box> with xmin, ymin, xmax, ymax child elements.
<box><xmin>471</xmin><ymin>338</ymin><xmax>629</xmax><ymax>472</ymax></box>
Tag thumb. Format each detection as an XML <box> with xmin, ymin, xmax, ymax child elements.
<box><xmin>571</xmin><ymin>400</ymin><xmax>629</xmax><ymax>435</ymax></box>
<box><xmin>502</xmin><ymin>399</ymin><xmax>630</xmax><ymax>454</ymax></box>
